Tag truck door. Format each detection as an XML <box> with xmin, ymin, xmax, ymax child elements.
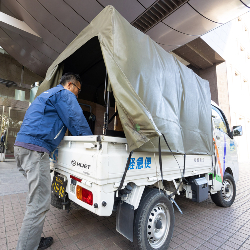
<box><xmin>211</xmin><ymin>105</ymin><xmax>237</xmax><ymax>185</ymax></box>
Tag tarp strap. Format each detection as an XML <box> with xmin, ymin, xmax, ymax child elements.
<box><xmin>158</xmin><ymin>135</ymin><xmax>184</xmax><ymax>214</ymax></box>
<box><xmin>104</xmin><ymin>72</ymin><xmax>108</xmax><ymax>106</ymax></box>
<box><xmin>170</xmin><ymin>197</ymin><xmax>183</xmax><ymax>214</ymax></box>
<box><xmin>118</xmin><ymin>151</ymin><xmax>133</xmax><ymax>191</ymax></box>
<box><xmin>158</xmin><ymin>134</ymin><xmax>186</xmax><ymax>199</ymax></box>
<box><xmin>158</xmin><ymin>136</ymin><xmax>164</xmax><ymax>185</ymax></box>
<box><xmin>108</xmin><ymin>111</ymin><xmax>118</xmax><ymax>124</ymax></box>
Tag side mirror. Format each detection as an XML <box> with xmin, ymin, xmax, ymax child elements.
<box><xmin>232</xmin><ymin>125</ymin><xmax>243</xmax><ymax>136</ymax></box>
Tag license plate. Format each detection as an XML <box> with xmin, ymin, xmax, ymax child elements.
<box><xmin>51</xmin><ymin>175</ymin><xmax>67</xmax><ymax>199</ymax></box>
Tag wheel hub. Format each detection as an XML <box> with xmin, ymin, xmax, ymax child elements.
<box><xmin>155</xmin><ymin>219</ymin><xmax>162</xmax><ymax>230</ymax></box>
<box><xmin>147</xmin><ymin>203</ymin><xmax>170</xmax><ymax>248</ymax></box>
<box><xmin>221</xmin><ymin>179</ymin><xmax>233</xmax><ymax>201</ymax></box>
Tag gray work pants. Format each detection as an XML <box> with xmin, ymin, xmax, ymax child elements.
<box><xmin>14</xmin><ymin>146</ymin><xmax>51</xmax><ymax>250</ymax></box>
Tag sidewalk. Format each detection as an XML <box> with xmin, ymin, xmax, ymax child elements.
<box><xmin>0</xmin><ymin>161</ymin><xmax>250</xmax><ymax>249</ymax></box>
<box><xmin>0</xmin><ymin>160</ymin><xmax>28</xmax><ymax>196</ymax></box>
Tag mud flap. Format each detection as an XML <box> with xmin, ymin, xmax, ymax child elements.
<box><xmin>116</xmin><ymin>202</ymin><xmax>134</xmax><ymax>242</ymax></box>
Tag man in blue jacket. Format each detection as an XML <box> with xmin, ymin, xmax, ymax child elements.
<box><xmin>14</xmin><ymin>73</ymin><xmax>92</xmax><ymax>250</ymax></box>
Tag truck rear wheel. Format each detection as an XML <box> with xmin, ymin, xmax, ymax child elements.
<box><xmin>210</xmin><ymin>172</ymin><xmax>236</xmax><ymax>207</ymax></box>
<box><xmin>133</xmin><ymin>189</ymin><xmax>174</xmax><ymax>250</ymax></box>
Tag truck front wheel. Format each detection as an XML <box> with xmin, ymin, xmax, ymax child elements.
<box><xmin>133</xmin><ymin>189</ymin><xmax>174</xmax><ymax>250</ymax></box>
<box><xmin>210</xmin><ymin>172</ymin><xmax>236</xmax><ymax>207</ymax></box>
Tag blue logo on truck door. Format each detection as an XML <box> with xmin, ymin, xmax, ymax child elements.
<box><xmin>128</xmin><ymin>157</ymin><xmax>151</xmax><ymax>170</ymax></box>
<box><xmin>230</xmin><ymin>140</ymin><xmax>235</xmax><ymax>151</ymax></box>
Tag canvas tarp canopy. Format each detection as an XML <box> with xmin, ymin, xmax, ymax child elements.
<box><xmin>36</xmin><ymin>5</ymin><xmax>213</xmax><ymax>155</ymax></box>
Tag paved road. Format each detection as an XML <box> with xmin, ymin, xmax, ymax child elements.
<box><xmin>0</xmin><ymin>160</ymin><xmax>28</xmax><ymax>196</ymax></box>
<box><xmin>0</xmin><ymin>160</ymin><xmax>250</xmax><ymax>250</ymax></box>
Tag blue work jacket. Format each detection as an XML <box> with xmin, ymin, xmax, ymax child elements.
<box><xmin>16</xmin><ymin>84</ymin><xmax>92</xmax><ymax>153</ymax></box>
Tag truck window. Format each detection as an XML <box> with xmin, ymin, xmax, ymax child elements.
<box><xmin>212</xmin><ymin>106</ymin><xmax>228</xmax><ymax>134</ymax></box>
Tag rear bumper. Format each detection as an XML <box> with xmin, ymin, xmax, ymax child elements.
<box><xmin>51</xmin><ymin>169</ymin><xmax>114</xmax><ymax>216</ymax></box>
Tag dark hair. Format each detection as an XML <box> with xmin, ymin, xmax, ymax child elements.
<box><xmin>59</xmin><ymin>73</ymin><xmax>82</xmax><ymax>86</ymax></box>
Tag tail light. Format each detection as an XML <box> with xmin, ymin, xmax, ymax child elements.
<box><xmin>76</xmin><ymin>185</ymin><xmax>93</xmax><ymax>206</ymax></box>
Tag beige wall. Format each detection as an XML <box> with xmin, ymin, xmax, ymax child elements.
<box><xmin>216</xmin><ymin>62</ymin><xmax>231</xmax><ymax>127</ymax></box>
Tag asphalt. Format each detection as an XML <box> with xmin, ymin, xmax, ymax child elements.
<box><xmin>0</xmin><ymin>159</ymin><xmax>250</xmax><ymax>250</ymax></box>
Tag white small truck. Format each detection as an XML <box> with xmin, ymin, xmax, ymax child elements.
<box><xmin>36</xmin><ymin>6</ymin><xmax>243</xmax><ymax>250</ymax></box>
<box><xmin>50</xmin><ymin>101</ymin><xmax>242</xmax><ymax>250</ymax></box>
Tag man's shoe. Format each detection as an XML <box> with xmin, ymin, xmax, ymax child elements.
<box><xmin>38</xmin><ymin>237</ymin><xmax>53</xmax><ymax>249</ymax></box>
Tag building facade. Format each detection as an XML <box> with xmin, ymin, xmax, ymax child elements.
<box><xmin>0</xmin><ymin>48</ymin><xmax>43</xmax><ymax>158</ymax></box>
<box><xmin>173</xmin><ymin>11</ymin><xmax>250</xmax><ymax>163</ymax></box>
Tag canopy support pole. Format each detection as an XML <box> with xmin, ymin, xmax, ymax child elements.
<box><xmin>103</xmin><ymin>75</ymin><xmax>110</xmax><ymax>135</ymax></box>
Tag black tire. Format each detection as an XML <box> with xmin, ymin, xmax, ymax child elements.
<box><xmin>51</xmin><ymin>192</ymin><xmax>83</xmax><ymax>210</ymax></box>
<box><xmin>210</xmin><ymin>172</ymin><xmax>236</xmax><ymax>207</ymax></box>
<box><xmin>133</xmin><ymin>189</ymin><xmax>175</xmax><ymax>250</ymax></box>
